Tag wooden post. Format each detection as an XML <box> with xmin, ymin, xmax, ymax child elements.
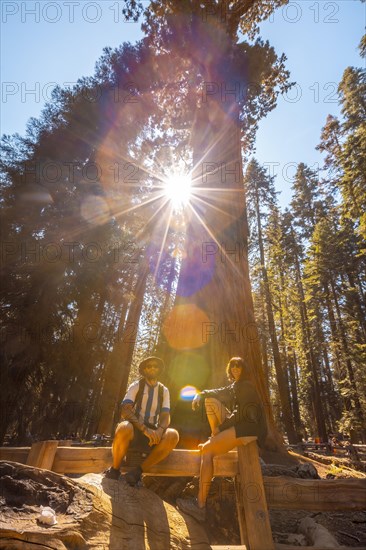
<box><xmin>234</xmin><ymin>475</ymin><xmax>249</xmax><ymax>549</ymax></box>
<box><xmin>26</xmin><ymin>440</ymin><xmax>59</xmax><ymax>470</ymax></box>
<box><xmin>236</xmin><ymin>439</ymin><xmax>274</xmax><ymax>550</ymax></box>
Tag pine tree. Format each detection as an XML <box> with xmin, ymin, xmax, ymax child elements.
<box><xmin>245</xmin><ymin>160</ymin><xmax>298</xmax><ymax>442</ymax></box>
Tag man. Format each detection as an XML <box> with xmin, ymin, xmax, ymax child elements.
<box><xmin>104</xmin><ymin>356</ymin><xmax>179</xmax><ymax>486</ymax></box>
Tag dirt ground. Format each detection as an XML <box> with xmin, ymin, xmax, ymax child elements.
<box><xmin>270</xmin><ymin>509</ymin><xmax>366</xmax><ymax>547</ymax></box>
<box><xmin>269</xmin><ymin>451</ymin><xmax>366</xmax><ymax>547</ymax></box>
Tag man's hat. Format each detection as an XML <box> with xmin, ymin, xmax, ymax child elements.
<box><xmin>138</xmin><ymin>356</ymin><xmax>165</xmax><ymax>375</ymax></box>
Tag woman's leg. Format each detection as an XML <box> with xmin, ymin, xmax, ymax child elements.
<box><xmin>204</xmin><ymin>397</ymin><xmax>228</xmax><ymax>436</ymax></box>
<box><xmin>198</xmin><ymin>426</ymin><xmax>241</xmax><ymax>508</ymax></box>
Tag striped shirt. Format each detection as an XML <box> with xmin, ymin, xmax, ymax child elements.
<box><xmin>122</xmin><ymin>379</ymin><xmax>170</xmax><ymax>426</ymax></box>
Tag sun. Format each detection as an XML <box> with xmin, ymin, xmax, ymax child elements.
<box><xmin>164</xmin><ymin>173</ymin><xmax>192</xmax><ymax>210</ymax></box>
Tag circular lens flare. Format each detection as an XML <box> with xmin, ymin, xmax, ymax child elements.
<box><xmin>162</xmin><ymin>304</ymin><xmax>210</xmax><ymax>350</ymax></box>
<box><xmin>180</xmin><ymin>385</ymin><xmax>198</xmax><ymax>401</ymax></box>
<box><xmin>164</xmin><ymin>173</ymin><xmax>191</xmax><ymax>210</ymax></box>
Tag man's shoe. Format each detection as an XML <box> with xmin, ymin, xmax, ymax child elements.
<box><xmin>103</xmin><ymin>466</ymin><xmax>120</xmax><ymax>480</ymax></box>
<box><xmin>176</xmin><ymin>497</ymin><xmax>206</xmax><ymax>523</ymax></box>
<box><xmin>122</xmin><ymin>465</ymin><xmax>142</xmax><ymax>487</ymax></box>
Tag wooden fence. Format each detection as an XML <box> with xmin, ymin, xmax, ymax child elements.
<box><xmin>1</xmin><ymin>438</ymin><xmax>366</xmax><ymax>550</ymax></box>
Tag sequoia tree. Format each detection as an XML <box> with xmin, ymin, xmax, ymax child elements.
<box><xmin>122</xmin><ymin>0</ymin><xmax>293</xmax><ymax>450</ymax></box>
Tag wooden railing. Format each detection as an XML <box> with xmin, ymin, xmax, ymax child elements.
<box><xmin>1</xmin><ymin>439</ymin><xmax>366</xmax><ymax>550</ymax></box>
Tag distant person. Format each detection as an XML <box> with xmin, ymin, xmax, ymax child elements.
<box><xmin>177</xmin><ymin>357</ymin><xmax>267</xmax><ymax>522</ymax></box>
<box><xmin>104</xmin><ymin>356</ymin><xmax>179</xmax><ymax>486</ymax></box>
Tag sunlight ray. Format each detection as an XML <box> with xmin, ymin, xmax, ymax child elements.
<box><xmin>152</xmin><ymin>203</ymin><xmax>174</xmax><ymax>283</ymax></box>
<box><xmin>187</xmin><ymin>202</ymin><xmax>244</xmax><ymax>278</ymax></box>
<box><xmin>134</xmin><ymin>194</ymin><xmax>174</xmax><ymax>240</ymax></box>
<box><xmin>190</xmin><ymin>192</ymin><xmax>241</xmax><ymax>221</ymax></box>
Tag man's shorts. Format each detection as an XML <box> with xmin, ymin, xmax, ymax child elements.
<box><xmin>130</xmin><ymin>427</ymin><xmax>155</xmax><ymax>453</ymax></box>
<box><xmin>123</xmin><ymin>425</ymin><xmax>157</xmax><ymax>467</ymax></box>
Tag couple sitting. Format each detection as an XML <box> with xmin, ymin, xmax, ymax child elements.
<box><xmin>104</xmin><ymin>355</ymin><xmax>267</xmax><ymax>522</ymax></box>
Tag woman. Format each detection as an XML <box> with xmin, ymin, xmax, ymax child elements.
<box><xmin>177</xmin><ymin>357</ymin><xmax>267</xmax><ymax>522</ymax></box>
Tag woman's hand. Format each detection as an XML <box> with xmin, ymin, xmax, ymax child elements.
<box><xmin>192</xmin><ymin>393</ymin><xmax>202</xmax><ymax>411</ymax></box>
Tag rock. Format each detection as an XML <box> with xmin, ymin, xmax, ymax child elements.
<box><xmin>261</xmin><ymin>464</ymin><xmax>298</xmax><ymax>478</ymax></box>
<box><xmin>299</xmin><ymin>517</ymin><xmax>340</xmax><ymax>548</ymax></box>
<box><xmin>0</xmin><ymin>461</ymin><xmax>210</xmax><ymax>549</ymax></box>
<box><xmin>261</xmin><ymin>462</ymin><xmax>319</xmax><ymax>479</ymax></box>
<box><xmin>295</xmin><ymin>463</ymin><xmax>320</xmax><ymax>479</ymax></box>
<box><xmin>273</xmin><ymin>531</ymin><xmax>307</xmax><ymax>546</ymax></box>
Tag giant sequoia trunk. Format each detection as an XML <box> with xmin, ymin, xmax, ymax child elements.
<box><xmin>160</xmin><ymin>39</ymin><xmax>285</xmax><ymax>452</ymax></box>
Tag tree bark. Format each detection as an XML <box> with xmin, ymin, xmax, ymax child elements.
<box><xmin>162</xmin><ymin>55</ymin><xmax>285</xmax><ymax>451</ymax></box>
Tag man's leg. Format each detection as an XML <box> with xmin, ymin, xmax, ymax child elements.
<box><xmin>112</xmin><ymin>421</ymin><xmax>134</xmax><ymax>470</ymax></box>
<box><xmin>141</xmin><ymin>428</ymin><xmax>179</xmax><ymax>471</ymax></box>
<box><xmin>204</xmin><ymin>397</ymin><xmax>227</xmax><ymax>436</ymax></box>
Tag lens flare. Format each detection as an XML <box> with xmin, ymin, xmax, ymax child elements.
<box><xmin>180</xmin><ymin>385</ymin><xmax>198</xmax><ymax>401</ymax></box>
<box><xmin>162</xmin><ymin>304</ymin><xmax>210</xmax><ymax>350</ymax></box>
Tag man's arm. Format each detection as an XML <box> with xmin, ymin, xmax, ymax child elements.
<box><xmin>121</xmin><ymin>403</ymin><xmax>147</xmax><ymax>434</ymax></box>
<box><xmin>152</xmin><ymin>387</ymin><xmax>171</xmax><ymax>445</ymax></box>
<box><xmin>148</xmin><ymin>411</ymin><xmax>169</xmax><ymax>445</ymax></box>
<box><xmin>158</xmin><ymin>411</ymin><xmax>170</xmax><ymax>430</ymax></box>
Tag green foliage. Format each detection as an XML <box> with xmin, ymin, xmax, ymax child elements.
<box><xmin>317</xmin><ymin>35</ymin><xmax>366</xmax><ymax>240</ymax></box>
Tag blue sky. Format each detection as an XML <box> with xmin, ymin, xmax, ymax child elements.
<box><xmin>1</xmin><ymin>1</ymin><xmax>365</xmax><ymax>206</ymax></box>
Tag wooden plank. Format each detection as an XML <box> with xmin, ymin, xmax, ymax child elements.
<box><xmin>234</xmin><ymin>476</ymin><xmax>249</xmax><ymax>550</ymax></box>
<box><xmin>52</xmin><ymin>447</ymin><xmax>240</xmax><ymax>476</ymax></box>
<box><xmin>52</xmin><ymin>446</ymin><xmax>112</xmax><ymax>474</ymax></box>
<box><xmin>26</xmin><ymin>440</ymin><xmax>58</xmax><ymax>470</ymax></box>
<box><xmin>237</xmin><ymin>440</ymin><xmax>274</xmax><ymax>550</ymax></box>
<box><xmin>264</xmin><ymin>477</ymin><xmax>366</xmax><ymax>511</ymax></box>
<box><xmin>0</xmin><ymin>447</ymin><xmax>30</xmax><ymax>463</ymax></box>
